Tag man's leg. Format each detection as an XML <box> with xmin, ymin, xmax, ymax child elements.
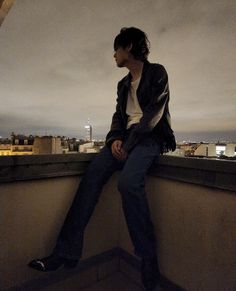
<box><xmin>28</xmin><ymin>145</ymin><xmax>123</xmax><ymax>271</ymax></box>
<box><xmin>53</xmin><ymin>145</ymin><xmax>123</xmax><ymax>260</ymax></box>
<box><xmin>117</xmin><ymin>136</ymin><xmax>162</xmax><ymax>290</ymax></box>
<box><xmin>117</xmin><ymin>136</ymin><xmax>161</xmax><ymax>259</ymax></box>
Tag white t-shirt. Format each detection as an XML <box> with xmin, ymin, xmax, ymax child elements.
<box><xmin>126</xmin><ymin>76</ymin><xmax>143</xmax><ymax>129</ymax></box>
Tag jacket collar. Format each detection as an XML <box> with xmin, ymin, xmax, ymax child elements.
<box><xmin>122</xmin><ymin>59</ymin><xmax>150</xmax><ymax>88</ymax></box>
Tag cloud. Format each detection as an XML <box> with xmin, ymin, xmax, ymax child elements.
<box><xmin>0</xmin><ymin>0</ymin><xmax>236</xmax><ymax>141</ymax></box>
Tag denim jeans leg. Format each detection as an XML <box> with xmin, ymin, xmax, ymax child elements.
<box><xmin>53</xmin><ymin>145</ymin><xmax>122</xmax><ymax>260</ymax></box>
<box><xmin>117</xmin><ymin>136</ymin><xmax>161</xmax><ymax>258</ymax></box>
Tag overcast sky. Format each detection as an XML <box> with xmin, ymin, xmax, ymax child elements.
<box><xmin>0</xmin><ymin>0</ymin><xmax>236</xmax><ymax>141</ymax></box>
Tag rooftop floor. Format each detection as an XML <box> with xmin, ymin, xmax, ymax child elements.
<box><xmin>39</xmin><ymin>271</ymin><xmax>164</xmax><ymax>291</ymax></box>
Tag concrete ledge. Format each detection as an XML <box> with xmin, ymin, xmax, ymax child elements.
<box><xmin>5</xmin><ymin>248</ymin><xmax>186</xmax><ymax>291</ymax></box>
<box><xmin>4</xmin><ymin>248</ymin><xmax>119</xmax><ymax>291</ymax></box>
<box><xmin>149</xmin><ymin>155</ymin><xmax>236</xmax><ymax>192</ymax></box>
<box><xmin>0</xmin><ymin>153</ymin><xmax>235</xmax><ymax>191</ymax></box>
<box><xmin>117</xmin><ymin>248</ymin><xmax>187</xmax><ymax>291</ymax></box>
<box><xmin>0</xmin><ymin>153</ymin><xmax>96</xmax><ymax>183</ymax></box>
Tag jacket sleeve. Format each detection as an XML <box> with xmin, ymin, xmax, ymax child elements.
<box><xmin>122</xmin><ymin>65</ymin><xmax>169</xmax><ymax>153</ymax></box>
<box><xmin>105</xmin><ymin>83</ymin><xmax>125</xmax><ymax>148</ymax></box>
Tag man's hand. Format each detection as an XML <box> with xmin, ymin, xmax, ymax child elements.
<box><xmin>111</xmin><ymin>140</ymin><xmax>128</xmax><ymax>161</ymax></box>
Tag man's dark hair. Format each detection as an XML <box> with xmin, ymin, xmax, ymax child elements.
<box><xmin>114</xmin><ymin>27</ymin><xmax>150</xmax><ymax>61</ymax></box>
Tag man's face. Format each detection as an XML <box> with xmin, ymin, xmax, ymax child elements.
<box><xmin>113</xmin><ymin>45</ymin><xmax>131</xmax><ymax>67</ymax></box>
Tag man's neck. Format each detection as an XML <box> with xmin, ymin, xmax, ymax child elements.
<box><xmin>126</xmin><ymin>60</ymin><xmax>144</xmax><ymax>82</ymax></box>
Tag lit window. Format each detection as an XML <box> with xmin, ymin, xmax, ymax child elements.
<box><xmin>216</xmin><ymin>145</ymin><xmax>226</xmax><ymax>156</ymax></box>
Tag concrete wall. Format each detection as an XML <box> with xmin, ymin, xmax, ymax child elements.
<box><xmin>118</xmin><ymin>176</ymin><xmax>236</xmax><ymax>291</ymax></box>
<box><xmin>0</xmin><ymin>174</ymin><xmax>120</xmax><ymax>290</ymax></box>
<box><xmin>0</xmin><ymin>154</ymin><xmax>235</xmax><ymax>290</ymax></box>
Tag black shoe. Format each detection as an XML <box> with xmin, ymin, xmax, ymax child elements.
<box><xmin>28</xmin><ymin>253</ymin><xmax>78</xmax><ymax>272</ymax></box>
<box><xmin>141</xmin><ymin>256</ymin><xmax>161</xmax><ymax>291</ymax></box>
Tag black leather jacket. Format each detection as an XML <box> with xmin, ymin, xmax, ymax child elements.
<box><xmin>105</xmin><ymin>60</ymin><xmax>176</xmax><ymax>155</ymax></box>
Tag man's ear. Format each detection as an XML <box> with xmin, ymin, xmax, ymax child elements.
<box><xmin>126</xmin><ymin>43</ymin><xmax>133</xmax><ymax>52</ymax></box>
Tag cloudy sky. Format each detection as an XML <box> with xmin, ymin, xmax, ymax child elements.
<box><xmin>0</xmin><ymin>0</ymin><xmax>236</xmax><ymax>141</ymax></box>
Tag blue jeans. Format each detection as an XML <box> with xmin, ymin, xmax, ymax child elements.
<box><xmin>53</xmin><ymin>127</ymin><xmax>161</xmax><ymax>260</ymax></box>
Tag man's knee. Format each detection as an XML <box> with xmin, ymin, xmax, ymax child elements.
<box><xmin>117</xmin><ymin>174</ymin><xmax>139</xmax><ymax>195</ymax></box>
<box><xmin>86</xmin><ymin>146</ymin><xmax>111</xmax><ymax>172</ymax></box>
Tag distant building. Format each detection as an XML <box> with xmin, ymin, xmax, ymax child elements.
<box><xmin>0</xmin><ymin>139</ymin><xmax>11</xmax><ymax>156</ymax></box>
<box><xmin>194</xmin><ymin>143</ymin><xmax>216</xmax><ymax>157</ymax></box>
<box><xmin>84</xmin><ymin>119</ymin><xmax>92</xmax><ymax>141</ymax></box>
<box><xmin>173</xmin><ymin>141</ymin><xmax>236</xmax><ymax>159</ymax></box>
<box><xmin>10</xmin><ymin>133</ymin><xmax>34</xmax><ymax>155</ymax></box>
<box><xmin>78</xmin><ymin>141</ymin><xmax>104</xmax><ymax>153</ymax></box>
<box><xmin>166</xmin><ymin>146</ymin><xmax>185</xmax><ymax>156</ymax></box>
<box><xmin>175</xmin><ymin>142</ymin><xmax>200</xmax><ymax>157</ymax></box>
<box><xmin>33</xmin><ymin>136</ymin><xmax>62</xmax><ymax>154</ymax></box>
<box><xmin>1</xmin><ymin>133</ymin><xmax>102</xmax><ymax>155</ymax></box>
<box><xmin>225</xmin><ymin>143</ymin><xmax>236</xmax><ymax>157</ymax></box>
<box><xmin>79</xmin><ymin>142</ymin><xmax>96</xmax><ymax>153</ymax></box>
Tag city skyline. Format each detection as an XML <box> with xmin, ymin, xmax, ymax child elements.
<box><xmin>0</xmin><ymin>0</ymin><xmax>236</xmax><ymax>141</ymax></box>
<box><xmin>1</xmin><ymin>128</ymin><xmax>236</xmax><ymax>144</ymax></box>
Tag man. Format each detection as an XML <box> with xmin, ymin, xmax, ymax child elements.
<box><xmin>28</xmin><ymin>27</ymin><xmax>176</xmax><ymax>291</ymax></box>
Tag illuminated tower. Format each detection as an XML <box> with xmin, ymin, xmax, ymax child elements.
<box><xmin>84</xmin><ymin>118</ymin><xmax>92</xmax><ymax>141</ymax></box>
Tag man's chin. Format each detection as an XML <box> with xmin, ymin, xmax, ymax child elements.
<box><xmin>116</xmin><ymin>61</ymin><xmax>125</xmax><ymax>68</ymax></box>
